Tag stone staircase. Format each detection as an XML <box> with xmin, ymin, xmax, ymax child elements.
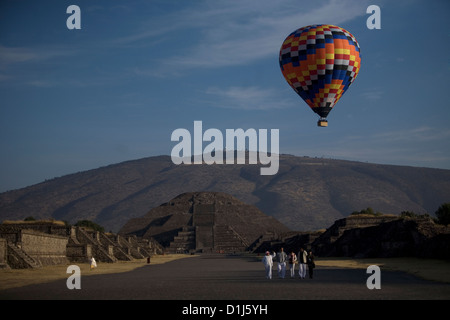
<box><xmin>168</xmin><ymin>227</ymin><xmax>196</xmax><ymax>253</ymax></box>
<box><xmin>249</xmin><ymin>231</ymin><xmax>277</xmax><ymax>252</ymax></box>
<box><xmin>167</xmin><ymin>225</ymin><xmax>250</xmax><ymax>253</ymax></box>
<box><xmin>75</xmin><ymin>228</ymin><xmax>117</xmax><ymax>263</ymax></box>
<box><xmin>102</xmin><ymin>234</ymin><xmax>134</xmax><ymax>261</ymax></box>
<box><xmin>213</xmin><ymin>225</ymin><xmax>247</xmax><ymax>253</ymax></box>
<box><xmin>7</xmin><ymin>243</ymin><xmax>41</xmax><ymax>269</ymax></box>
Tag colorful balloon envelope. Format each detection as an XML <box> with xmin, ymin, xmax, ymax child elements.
<box><xmin>279</xmin><ymin>24</ymin><xmax>361</xmax><ymax>127</ymax></box>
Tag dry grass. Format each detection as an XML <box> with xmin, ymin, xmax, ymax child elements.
<box><xmin>316</xmin><ymin>257</ymin><xmax>450</xmax><ymax>283</ymax></box>
<box><xmin>2</xmin><ymin>220</ymin><xmax>66</xmax><ymax>226</ymax></box>
<box><xmin>0</xmin><ymin>254</ymin><xmax>196</xmax><ymax>290</ymax></box>
<box><xmin>2</xmin><ymin>255</ymin><xmax>448</xmax><ymax>291</ymax></box>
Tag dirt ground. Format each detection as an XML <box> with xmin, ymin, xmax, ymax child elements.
<box><xmin>315</xmin><ymin>257</ymin><xmax>450</xmax><ymax>283</ymax></box>
<box><xmin>1</xmin><ymin>254</ymin><xmax>450</xmax><ymax>300</ymax></box>
<box><xmin>1</xmin><ymin>254</ymin><xmax>449</xmax><ymax>291</ymax></box>
<box><xmin>0</xmin><ymin>254</ymin><xmax>195</xmax><ymax>290</ymax></box>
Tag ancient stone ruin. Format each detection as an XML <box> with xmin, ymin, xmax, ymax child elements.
<box><xmin>119</xmin><ymin>192</ymin><xmax>290</xmax><ymax>253</ymax></box>
<box><xmin>0</xmin><ymin>220</ymin><xmax>163</xmax><ymax>269</ymax></box>
<box><xmin>310</xmin><ymin>214</ymin><xmax>450</xmax><ymax>259</ymax></box>
<box><xmin>2</xmin><ymin>192</ymin><xmax>448</xmax><ymax>269</ymax></box>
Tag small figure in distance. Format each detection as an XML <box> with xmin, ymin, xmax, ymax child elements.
<box><xmin>262</xmin><ymin>251</ymin><xmax>276</xmax><ymax>279</ymax></box>
<box><xmin>288</xmin><ymin>251</ymin><xmax>297</xmax><ymax>278</ymax></box>
<box><xmin>307</xmin><ymin>250</ymin><xmax>315</xmax><ymax>279</ymax></box>
<box><xmin>276</xmin><ymin>247</ymin><xmax>288</xmax><ymax>279</ymax></box>
<box><xmin>297</xmin><ymin>247</ymin><xmax>308</xmax><ymax>279</ymax></box>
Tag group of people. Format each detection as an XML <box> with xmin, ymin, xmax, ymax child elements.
<box><xmin>262</xmin><ymin>247</ymin><xmax>315</xmax><ymax>280</ymax></box>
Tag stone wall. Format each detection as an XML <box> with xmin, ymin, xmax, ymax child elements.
<box><xmin>3</xmin><ymin>229</ymin><xmax>69</xmax><ymax>268</ymax></box>
<box><xmin>0</xmin><ymin>221</ymin><xmax>69</xmax><ymax>237</ymax></box>
<box><xmin>20</xmin><ymin>230</ymin><xmax>69</xmax><ymax>265</ymax></box>
<box><xmin>311</xmin><ymin>216</ymin><xmax>450</xmax><ymax>258</ymax></box>
<box><xmin>0</xmin><ymin>238</ymin><xmax>7</xmax><ymax>268</ymax></box>
<box><xmin>193</xmin><ymin>204</ymin><xmax>215</xmax><ymax>251</ymax></box>
<box><xmin>0</xmin><ymin>221</ymin><xmax>72</xmax><ymax>267</ymax></box>
<box><xmin>193</xmin><ymin>204</ymin><xmax>215</xmax><ymax>226</ymax></box>
<box><xmin>0</xmin><ymin>221</ymin><xmax>164</xmax><ymax>268</ymax></box>
<box><xmin>195</xmin><ymin>226</ymin><xmax>214</xmax><ymax>251</ymax></box>
<box><xmin>168</xmin><ymin>227</ymin><xmax>196</xmax><ymax>253</ymax></box>
<box><xmin>72</xmin><ymin>228</ymin><xmax>117</xmax><ymax>263</ymax></box>
<box><xmin>66</xmin><ymin>244</ymin><xmax>92</xmax><ymax>263</ymax></box>
<box><xmin>311</xmin><ymin>215</ymin><xmax>399</xmax><ymax>252</ymax></box>
<box><xmin>252</xmin><ymin>231</ymin><xmax>324</xmax><ymax>254</ymax></box>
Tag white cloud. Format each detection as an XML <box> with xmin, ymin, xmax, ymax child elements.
<box><xmin>178</xmin><ymin>0</ymin><xmax>368</xmax><ymax>68</ymax></box>
<box><xmin>0</xmin><ymin>45</ymin><xmax>76</xmax><ymax>66</ymax></box>
<box><xmin>205</xmin><ymin>86</ymin><xmax>292</xmax><ymax>110</ymax></box>
<box><xmin>0</xmin><ymin>46</ymin><xmax>37</xmax><ymax>65</ymax></box>
<box><xmin>123</xmin><ymin>0</ymin><xmax>370</xmax><ymax>72</ymax></box>
<box><xmin>27</xmin><ymin>80</ymin><xmax>55</xmax><ymax>88</ymax></box>
<box><xmin>360</xmin><ymin>89</ymin><xmax>384</xmax><ymax>101</ymax></box>
<box><xmin>373</xmin><ymin>126</ymin><xmax>450</xmax><ymax>143</ymax></box>
<box><xmin>302</xmin><ymin>125</ymin><xmax>450</xmax><ymax>168</ymax></box>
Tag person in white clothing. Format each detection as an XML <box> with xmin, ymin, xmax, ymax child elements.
<box><xmin>297</xmin><ymin>247</ymin><xmax>307</xmax><ymax>279</ymax></box>
<box><xmin>276</xmin><ymin>247</ymin><xmax>288</xmax><ymax>279</ymax></box>
<box><xmin>262</xmin><ymin>251</ymin><xmax>276</xmax><ymax>279</ymax></box>
<box><xmin>288</xmin><ymin>251</ymin><xmax>297</xmax><ymax>278</ymax></box>
<box><xmin>90</xmin><ymin>257</ymin><xmax>97</xmax><ymax>270</ymax></box>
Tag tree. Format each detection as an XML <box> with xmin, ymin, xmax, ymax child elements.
<box><xmin>400</xmin><ymin>211</ymin><xmax>416</xmax><ymax>218</ymax></box>
<box><xmin>435</xmin><ymin>203</ymin><xmax>450</xmax><ymax>225</ymax></box>
<box><xmin>350</xmin><ymin>207</ymin><xmax>381</xmax><ymax>216</ymax></box>
<box><xmin>74</xmin><ymin>220</ymin><xmax>105</xmax><ymax>232</ymax></box>
<box><xmin>24</xmin><ymin>216</ymin><xmax>36</xmax><ymax>221</ymax></box>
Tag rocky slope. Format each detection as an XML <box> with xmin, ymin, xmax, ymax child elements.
<box><xmin>1</xmin><ymin>154</ymin><xmax>449</xmax><ymax>232</ymax></box>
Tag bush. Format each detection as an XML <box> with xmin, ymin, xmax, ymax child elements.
<box><xmin>400</xmin><ymin>211</ymin><xmax>416</xmax><ymax>218</ymax></box>
<box><xmin>435</xmin><ymin>203</ymin><xmax>450</xmax><ymax>225</ymax></box>
<box><xmin>74</xmin><ymin>220</ymin><xmax>105</xmax><ymax>232</ymax></box>
<box><xmin>350</xmin><ymin>207</ymin><xmax>382</xmax><ymax>216</ymax></box>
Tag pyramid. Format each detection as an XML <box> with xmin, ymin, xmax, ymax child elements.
<box><xmin>119</xmin><ymin>192</ymin><xmax>290</xmax><ymax>253</ymax></box>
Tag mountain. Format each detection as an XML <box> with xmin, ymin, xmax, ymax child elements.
<box><xmin>0</xmin><ymin>154</ymin><xmax>449</xmax><ymax>232</ymax></box>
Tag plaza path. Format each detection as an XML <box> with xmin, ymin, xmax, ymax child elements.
<box><xmin>1</xmin><ymin>254</ymin><xmax>450</xmax><ymax>300</ymax></box>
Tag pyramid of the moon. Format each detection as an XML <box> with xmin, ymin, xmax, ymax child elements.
<box><xmin>119</xmin><ymin>192</ymin><xmax>290</xmax><ymax>253</ymax></box>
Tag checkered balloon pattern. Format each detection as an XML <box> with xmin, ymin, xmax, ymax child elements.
<box><xmin>279</xmin><ymin>24</ymin><xmax>361</xmax><ymax>118</ymax></box>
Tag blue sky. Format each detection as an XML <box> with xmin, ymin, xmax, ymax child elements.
<box><xmin>0</xmin><ymin>0</ymin><xmax>449</xmax><ymax>192</ymax></box>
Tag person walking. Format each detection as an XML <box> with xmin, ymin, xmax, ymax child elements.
<box><xmin>262</xmin><ymin>251</ymin><xmax>276</xmax><ymax>279</ymax></box>
<box><xmin>307</xmin><ymin>250</ymin><xmax>315</xmax><ymax>279</ymax></box>
<box><xmin>90</xmin><ymin>257</ymin><xmax>97</xmax><ymax>270</ymax></box>
<box><xmin>297</xmin><ymin>247</ymin><xmax>308</xmax><ymax>279</ymax></box>
<box><xmin>276</xmin><ymin>247</ymin><xmax>288</xmax><ymax>278</ymax></box>
<box><xmin>288</xmin><ymin>251</ymin><xmax>297</xmax><ymax>278</ymax></box>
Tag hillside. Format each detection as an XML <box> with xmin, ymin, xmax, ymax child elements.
<box><xmin>0</xmin><ymin>154</ymin><xmax>449</xmax><ymax>232</ymax></box>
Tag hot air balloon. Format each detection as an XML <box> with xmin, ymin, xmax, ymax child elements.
<box><xmin>279</xmin><ymin>24</ymin><xmax>361</xmax><ymax>127</ymax></box>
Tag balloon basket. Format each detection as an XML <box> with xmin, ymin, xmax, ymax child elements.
<box><xmin>317</xmin><ymin>119</ymin><xmax>328</xmax><ymax>127</ymax></box>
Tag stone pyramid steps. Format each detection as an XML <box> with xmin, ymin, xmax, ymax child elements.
<box><xmin>213</xmin><ymin>225</ymin><xmax>247</xmax><ymax>252</ymax></box>
<box><xmin>7</xmin><ymin>243</ymin><xmax>41</xmax><ymax>269</ymax></box>
<box><xmin>168</xmin><ymin>227</ymin><xmax>196</xmax><ymax>253</ymax></box>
